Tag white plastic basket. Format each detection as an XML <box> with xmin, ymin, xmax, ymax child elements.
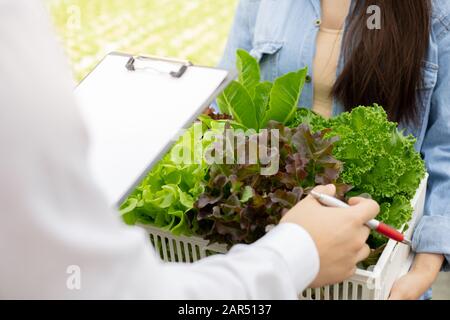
<box><xmin>140</xmin><ymin>175</ymin><xmax>428</xmax><ymax>300</ymax></box>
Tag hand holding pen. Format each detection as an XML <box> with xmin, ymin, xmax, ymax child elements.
<box><xmin>310</xmin><ymin>191</ymin><xmax>412</xmax><ymax>246</ymax></box>
<box><xmin>281</xmin><ymin>184</ymin><xmax>380</xmax><ymax>287</ymax></box>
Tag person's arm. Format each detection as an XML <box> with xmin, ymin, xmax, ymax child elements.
<box><xmin>389</xmin><ymin>253</ymin><xmax>444</xmax><ymax>300</ymax></box>
<box><xmin>390</xmin><ymin>17</ymin><xmax>450</xmax><ymax>300</ymax></box>
<box><xmin>0</xmin><ymin>0</ymin><xmax>316</xmax><ymax>300</ymax></box>
<box><xmin>0</xmin><ymin>0</ymin><xmax>378</xmax><ymax>300</ymax></box>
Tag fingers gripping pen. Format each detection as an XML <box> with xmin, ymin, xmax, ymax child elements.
<box><xmin>310</xmin><ymin>191</ymin><xmax>412</xmax><ymax>246</ymax></box>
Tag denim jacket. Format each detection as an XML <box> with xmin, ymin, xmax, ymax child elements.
<box><xmin>219</xmin><ymin>0</ymin><xmax>450</xmax><ymax>271</ymax></box>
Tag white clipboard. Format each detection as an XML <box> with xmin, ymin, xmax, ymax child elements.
<box><xmin>75</xmin><ymin>52</ymin><xmax>235</xmax><ymax>207</ymax></box>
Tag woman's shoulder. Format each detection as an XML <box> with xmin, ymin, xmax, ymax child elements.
<box><xmin>432</xmin><ymin>0</ymin><xmax>450</xmax><ymax>16</ymax></box>
<box><xmin>236</xmin><ymin>0</ymin><xmax>262</xmax><ymax>12</ymax></box>
<box><xmin>431</xmin><ymin>0</ymin><xmax>450</xmax><ymax>40</ymax></box>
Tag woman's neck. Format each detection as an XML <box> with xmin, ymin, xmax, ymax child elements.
<box><xmin>320</xmin><ymin>0</ymin><xmax>352</xmax><ymax>30</ymax></box>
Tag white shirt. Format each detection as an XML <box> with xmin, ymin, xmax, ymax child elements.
<box><xmin>0</xmin><ymin>0</ymin><xmax>319</xmax><ymax>299</ymax></box>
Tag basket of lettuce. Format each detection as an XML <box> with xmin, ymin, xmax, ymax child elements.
<box><xmin>120</xmin><ymin>49</ymin><xmax>427</xmax><ymax>300</ymax></box>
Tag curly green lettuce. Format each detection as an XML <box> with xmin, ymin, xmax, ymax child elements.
<box><xmin>294</xmin><ymin>105</ymin><xmax>426</xmax><ymax>246</ymax></box>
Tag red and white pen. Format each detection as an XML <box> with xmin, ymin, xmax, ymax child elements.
<box><xmin>310</xmin><ymin>191</ymin><xmax>412</xmax><ymax>246</ymax></box>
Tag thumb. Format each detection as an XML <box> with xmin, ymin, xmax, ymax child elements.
<box><xmin>311</xmin><ymin>184</ymin><xmax>336</xmax><ymax>197</ymax></box>
<box><xmin>304</xmin><ymin>185</ymin><xmax>336</xmax><ymax>206</ymax></box>
<box><xmin>348</xmin><ymin>197</ymin><xmax>380</xmax><ymax>223</ymax></box>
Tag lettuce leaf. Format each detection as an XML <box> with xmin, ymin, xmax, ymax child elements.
<box><xmin>253</xmin><ymin>81</ymin><xmax>273</xmax><ymax>125</ymax></box>
<box><xmin>218</xmin><ymin>50</ymin><xmax>307</xmax><ymax>130</ymax></box>
<box><xmin>236</xmin><ymin>49</ymin><xmax>261</xmax><ymax>98</ymax></box>
<box><xmin>120</xmin><ymin>122</ymin><xmax>223</xmax><ymax>235</ymax></box>
<box><xmin>295</xmin><ymin>105</ymin><xmax>426</xmax><ymax>245</ymax></box>
<box><xmin>193</xmin><ymin>121</ymin><xmax>348</xmax><ymax>247</ymax></box>
<box><xmin>217</xmin><ymin>81</ymin><xmax>258</xmax><ymax>129</ymax></box>
<box><xmin>260</xmin><ymin>68</ymin><xmax>307</xmax><ymax>128</ymax></box>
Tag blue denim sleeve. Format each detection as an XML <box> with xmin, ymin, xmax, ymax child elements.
<box><xmin>212</xmin><ymin>0</ymin><xmax>260</xmax><ymax>111</ymax></box>
<box><xmin>218</xmin><ymin>0</ymin><xmax>260</xmax><ymax>70</ymax></box>
<box><xmin>413</xmin><ymin>22</ymin><xmax>450</xmax><ymax>272</ymax></box>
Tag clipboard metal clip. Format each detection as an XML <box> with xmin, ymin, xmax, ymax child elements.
<box><xmin>125</xmin><ymin>55</ymin><xmax>192</xmax><ymax>78</ymax></box>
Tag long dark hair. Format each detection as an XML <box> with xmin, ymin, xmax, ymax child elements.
<box><xmin>332</xmin><ymin>0</ymin><xmax>432</xmax><ymax>125</ymax></box>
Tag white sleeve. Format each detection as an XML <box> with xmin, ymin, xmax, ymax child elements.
<box><xmin>0</xmin><ymin>0</ymin><xmax>319</xmax><ymax>299</ymax></box>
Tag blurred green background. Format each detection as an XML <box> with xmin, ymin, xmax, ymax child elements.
<box><xmin>45</xmin><ymin>0</ymin><xmax>238</xmax><ymax>81</ymax></box>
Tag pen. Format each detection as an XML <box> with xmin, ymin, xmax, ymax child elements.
<box><xmin>310</xmin><ymin>191</ymin><xmax>412</xmax><ymax>246</ymax></box>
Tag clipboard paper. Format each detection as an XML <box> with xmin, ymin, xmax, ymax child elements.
<box><xmin>75</xmin><ymin>53</ymin><xmax>234</xmax><ymax>206</ymax></box>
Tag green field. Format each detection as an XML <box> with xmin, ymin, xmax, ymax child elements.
<box><xmin>46</xmin><ymin>0</ymin><xmax>238</xmax><ymax>81</ymax></box>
